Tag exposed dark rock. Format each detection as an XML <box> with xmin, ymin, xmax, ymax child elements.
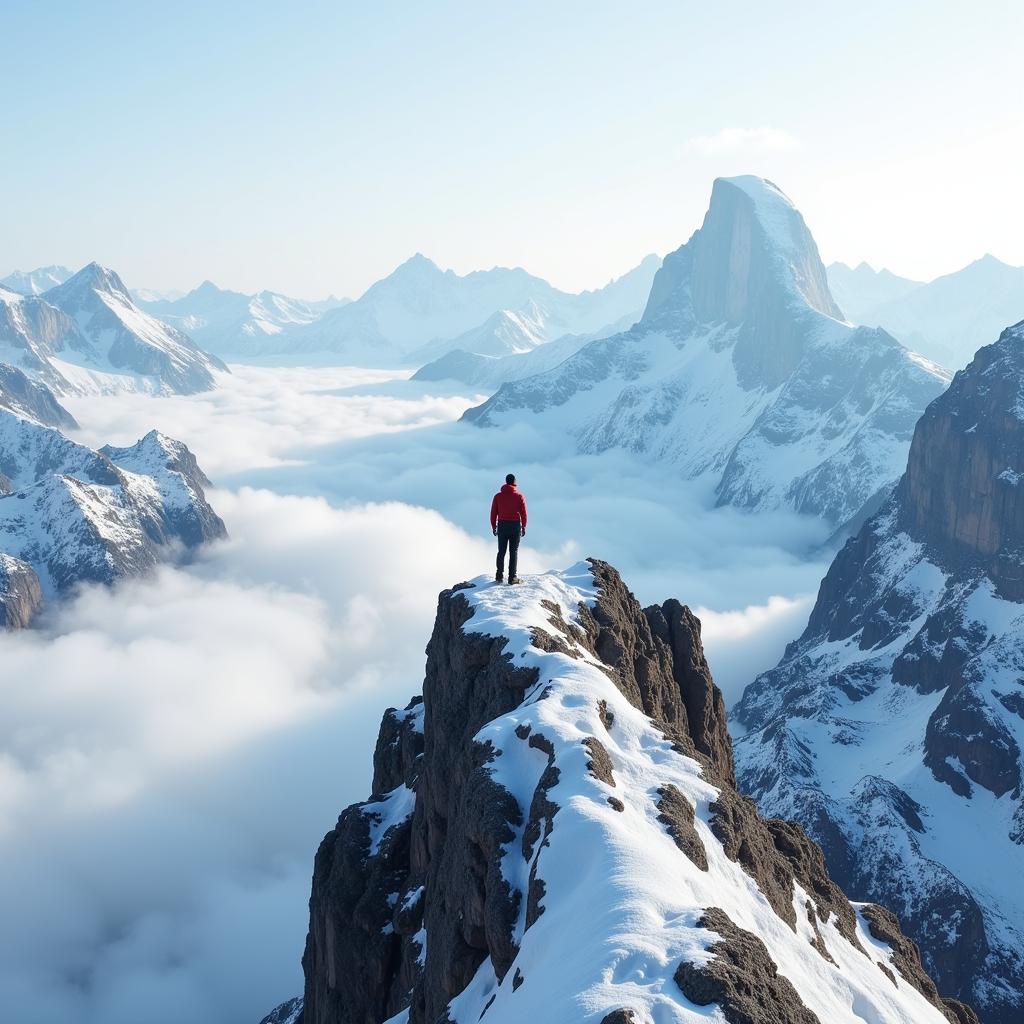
<box><xmin>708</xmin><ymin>788</ymin><xmax>862</xmax><ymax>949</ymax></box>
<box><xmin>861</xmin><ymin>905</ymin><xmax>981</xmax><ymax>1024</ymax></box>
<box><xmin>924</xmin><ymin>681</ymin><xmax>1021</xmax><ymax>798</ymax></box>
<box><xmin>607</xmin><ymin>796</ymin><xmax>625</xmax><ymax>812</ymax></box>
<box><xmin>656</xmin><ymin>785</ymin><xmax>708</xmax><ymax>870</ymax></box>
<box><xmin>674</xmin><ymin>907</ymin><xmax>821</xmax><ymax>1024</ymax></box>
<box><xmin>578</xmin><ymin>560</ymin><xmax>735</xmax><ymax>786</ymax></box>
<box><xmin>899</xmin><ymin>322</ymin><xmax>1024</xmax><ymax>600</ymax></box>
<box><xmin>599</xmin><ymin>1011</ymin><xmax>636</xmax><ymax>1024</ymax></box>
<box><xmin>583</xmin><ymin>735</ymin><xmax>616</xmax><ymax>787</ymax></box>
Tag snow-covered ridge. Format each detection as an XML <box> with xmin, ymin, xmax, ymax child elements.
<box><xmin>295</xmin><ymin>561</ymin><xmax>974</xmax><ymax>1024</ymax></box>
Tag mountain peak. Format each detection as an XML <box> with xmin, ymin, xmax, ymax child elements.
<box><xmin>640</xmin><ymin>175</ymin><xmax>843</xmax><ymax>387</ymax></box>
<box><xmin>50</xmin><ymin>261</ymin><xmax>131</xmax><ymax>302</ymax></box>
<box><xmin>393</xmin><ymin>252</ymin><xmax>442</xmax><ymax>276</ymax></box>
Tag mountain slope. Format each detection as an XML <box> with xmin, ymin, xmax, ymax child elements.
<box><xmin>0</xmin><ymin>363</ymin><xmax>78</xmax><ymax>430</ymax></box>
<box><xmin>465</xmin><ymin>177</ymin><xmax>949</xmax><ymax>529</ymax></box>
<box><xmin>827</xmin><ymin>262</ymin><xmax>923</xmax><ymax>323</ymax></box>
<box><xmin>411</xmin><ymin>316</ymin><xmax>633</xmax><ymax>389</ymax></box>
<box><xmin>293</xmin><ymin>560</ymin><xmax>976</xmax><ymax>1024</ymax></box>
<box><xmin>0</xmin><ymin>404</ymin><xmax>226</xmax><ymax>621</ymax></box>
<box><xmin>734</xmin><ymin>321</ymin><xmax>1024</xmax><ymax>1022</ymax></box>
<box><xmin>137</xmin><ymin>281</ymin><xmax>324</xmax><ymax>357</ymax></box>
<box><xmin>0</xmin><ymin>265</ymin><xmax>73</xmax><ymax>295</ymax></box>
<box><xmin>839</xmin><ymin>255</ymin><xmax>1024</xmax><ymax>369</ymax></box>
<box><xmin>39</xmin><ymin>263</ymin><xmax>227</xmax><ymax>393</ymax></box>
<box><xmin>262</xmin><ymin>253</ymin><xmax>660</xmax><ymax>365</ymax></box>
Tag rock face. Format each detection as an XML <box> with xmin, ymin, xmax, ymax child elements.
<box><xmin>734</xmin><ymin>322</ymin><xmax>1024</xmax><ymax>1022</ymax></box>
<box><xmin>297</xmin><ymin>560</ymin><xmax>972</xmax><ymax>1024</ymax></box>
<box><xmin>464</xmin><ymin>177</ymin><xmax>949</xmax><ymax>530</ymax></box>
<box><xmin>0</xmin><ymin>553</ymin><xmax>43</xmax><ymax>628</ymax></box>
<box><xmin>0</xmin><ymin>263</ymin><xmax>226</xmax><ymax>395</ymax></box>
<box><xmin>0</xmin><ymin>363</ymin><xmax>78</xmax><ymax>429</ymax></box>
<box><xmin>0</xmin><ymin>402</ymin><xmax>226</xmax><ymax>622</ymax></box>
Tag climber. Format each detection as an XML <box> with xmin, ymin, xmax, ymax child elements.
<box><xmin>490</xmin><ymin>473</ymin><xmax>527</xmax><ymax>585</ymax></box>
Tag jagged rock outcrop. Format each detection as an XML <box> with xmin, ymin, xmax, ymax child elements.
<box><xmin>464</xmin><ymin>177</ymin><xmax>949</xmax><ymax>529</ymax></box>
<box><xmin>735</xmin><ymin>321</ymin><xmax>1024</xmax><ymax>1022</ymax></box>
<box><xmin>297</xmin><ymin>560</ymin><xmax>972</xmax><ymax>1024</ymax></box>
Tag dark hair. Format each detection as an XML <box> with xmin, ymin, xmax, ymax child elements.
<box><xmin>505</xmin><ymin>473</ymin><xmax>516</xmax><ymax>485</ymax></box>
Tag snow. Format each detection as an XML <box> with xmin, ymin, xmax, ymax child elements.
<box><xmin>394</xmin><ymin>563</ymin><xmax>955</xmax><ymax>1023</ymax></box>
<box><xmin>364</xmin><ymin>783</ymin><xmax>416</xmax><ymax>856</ymax></box>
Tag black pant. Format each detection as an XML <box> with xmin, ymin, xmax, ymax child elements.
<box><xmin>495</xmin><ymin>520</ymin><xmax>522</xmax><ymax>578</ymax></box>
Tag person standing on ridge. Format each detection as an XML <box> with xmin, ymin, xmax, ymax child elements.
<box><xmin>490</xmin><ymin>473</ymin><xmax>527</xmax><ymax>584</ymax></box>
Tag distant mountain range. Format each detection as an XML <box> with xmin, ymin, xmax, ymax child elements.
<box><xmin>464</xmin><ymin>176</ymin><xmax>949</xmax><ymax>530</ymax></box>
<box><xmin>135</xmin><ymin>283</ymin><xmax>349</xmax><ymax>358</ymax></box>
<box><xmin>0</xmin><ymin>265</ymin><xmax>73</xmax><ymax>296</ymax></box>
<box><xmin>237</xmin><ymin>251</ymin><xmax>661</xmax><ymax>365</ymax></box>
<box><xmin>828</xmin><ymin>256</ymin><xmax>1024</xmax><ymax>369</ymax></box>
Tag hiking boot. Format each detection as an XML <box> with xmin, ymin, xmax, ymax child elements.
<box><xmin>508</xmin><ymin>576</ymin><xmax>521</xmax><ymax>585</ymax></box>
<box><xmin>495</xmin><ymin>571</ymin><xmax>503</xmax><ymax>583</ymax></box>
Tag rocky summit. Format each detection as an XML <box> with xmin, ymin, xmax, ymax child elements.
<box><xmin>287</xmin><ymin>559</ymin><xmax>975</xmax><ymax>1024</ymax></box>
<box><xmin>464</xmin><ymin>177</ymin><xmax>949</xmax><ymax>530</ymax></box>
<box><xmin>734</xmin><ymin>321</ymin><xmax>1024</xmax><ymax>1022</ymax></box>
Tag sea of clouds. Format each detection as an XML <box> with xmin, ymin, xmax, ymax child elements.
<box><xmin>0</xmin><ymin>365</ymin><xmax>830</xmax><ymax>1023</ymax></box>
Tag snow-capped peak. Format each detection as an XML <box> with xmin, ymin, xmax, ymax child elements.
<box><xmin>643</xmin><ymin>175</ymin><xmax>842</xmax><ymax>328</ymax></box>
<box><xmin>46</xmin><ymin>261</ymin><xmax>132</xmax><ymax>306</ymax></box>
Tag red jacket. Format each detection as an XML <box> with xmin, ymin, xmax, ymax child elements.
<box><xmin>490</xmin><ymin>483</ymin><xmax>527</xmax><ymax>531</ymax></box>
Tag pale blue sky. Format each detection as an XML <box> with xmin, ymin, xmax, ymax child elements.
<box><xmin>3</xmin><ymin>0</ymin><xmax>1022</xmax><ymax>297</ymax></box>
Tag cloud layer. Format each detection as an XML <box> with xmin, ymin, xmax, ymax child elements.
<box><xmin>0</xmin><ymin>366</ymin><xmax>832</xmax><ymax>1022</ymax></box>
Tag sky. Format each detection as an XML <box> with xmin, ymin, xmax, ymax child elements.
<box><xmin>2</xmin><ymin>0</ymin><xmax>1023</xmax><ymax>298</ymax></box>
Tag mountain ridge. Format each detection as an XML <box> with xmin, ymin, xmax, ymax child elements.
<box><xmin>288</xmin><ymin>559</ymin><xmax>976</xmax><ymax>1024</ymax></box>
